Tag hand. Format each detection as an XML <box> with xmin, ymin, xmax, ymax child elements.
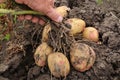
<box><xmin>15</xmin><ymin>0</ymin><xmax>63</xmax><ymax>24</ymax></box>
<box><xmin>0</xmin><ymin>0</ymin><xmax>5</xmax><ymax>3</ymax></box>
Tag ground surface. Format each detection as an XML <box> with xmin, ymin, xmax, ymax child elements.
<box><xmin>0</xmin><ymin>0</ymin><xmax>120</xmax><ymax>80</ymax></box>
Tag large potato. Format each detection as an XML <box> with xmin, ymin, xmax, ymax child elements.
<box><xmin>42</xmin><ymin>23</ymin><xmax>51</xmax><ymax>42</ymax></box>
<box><xmin>34</xmin><ymin>42</ymin><xmax>52</xmax><ymax>67</ymax></box>
<box><xmin>48</xmin><ymin>52</ymin><xmax>70</xmax><ymax>77</ymax></box>
<box><xmin>65</xmin><ymin>18</ymin><xmax>86</xmax><ymax>35</ymax></box>
<box><xmin>83</xmin><ymin>27</ymin><xmax>99</xmax><ymax>42</ymax></box>
<box><xmin>70</xmin><ymin>43</ymin><xmax>96</xmax><ymax>72</ymax></box>
<box><xmin>55</xmin><ymin>6</ymin><xmax>70</xmax><ymax>17</ymax></box>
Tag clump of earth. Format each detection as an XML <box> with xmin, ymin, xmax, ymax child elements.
<box><xmin>0</xmin><ymin>0</ymin><xmax>120</xmax><ymax>80</ymax></box>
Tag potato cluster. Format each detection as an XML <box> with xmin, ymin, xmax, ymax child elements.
<box><xmin>34</xmin><ymin>6</ymin><xmax>98</xmax><ymax>78</ymax></box>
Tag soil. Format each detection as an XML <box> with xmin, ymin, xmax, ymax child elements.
<box><xmin>0</xmin><ymin>0</ymin><xmax>120</xmax><ymax>80</ymax></box>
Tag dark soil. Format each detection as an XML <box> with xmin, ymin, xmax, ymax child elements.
<box><xmin>0</xmin><ymin>0</ymin><xmax>120</xmax><ymax>80</ymax></box>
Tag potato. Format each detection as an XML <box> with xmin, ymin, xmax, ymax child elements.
<box><xmin>83</xmin><ymin>27</ymin><xmax>99</xmax><ymax>42</ymax></box>
<box><xmin>42</xmin><ymin>23</ymin><xmax>51</xmax><ymax>42</ymax></box>
<box><xmin>70</xmin><ymin>43</ymin><xmax>96</xmax><ymax>72</ymax></box>
<box><xmin>34</xmin><ymin>42</ymin><xmax>52</xmax><ymax>67</ymax></box>
<box><xmin>48</xmin><ymin>52</ymin><xmax>70</xmax><ymax>77</ymax></box>
<box><xmin>55</xmin><ymin>6</ymin><xmax>70</xmax><ymax>17</ymax></box>
<box><xmin>65</xmin><ymin>18</ymin><xmax>86</xmax><ymax>35</ymax></box>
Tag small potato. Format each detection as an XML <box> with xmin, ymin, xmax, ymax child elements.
<box><xmin>70</xmin><ymin>43</ymin><xmax>96</xmax><ymax>72</ymax></box>
<box><xmin>83</xmin><ymin>27</ymin><xmax>99</xmax><ymax>42</ymax></box>
<box><xmin>65</xmin><ymin>18</ymin><xmax>86</xmax><ymax>35</ymax></box>
<box><xmin>55</xmin><ymin>6</ymin><xmax>70</xmax><ymax>17</ymax></box>
<box><xmin>34</xmin><ymin>42</ymin><xmax>52</xmax><ymax>67</ymax></box>
<box><xmin>48</xmin><ymin>52</ymin><xmax>70</xmax><ymax>77</ymax></box>
<box><xmin>42</xmin><ymin>23</ymin><xmax>51</xmax><ymax>42</ymax></box>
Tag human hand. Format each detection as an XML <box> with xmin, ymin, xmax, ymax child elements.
<box><xmin>0</xmin><ymin>0</ymin><xmax>6</xmax><ymax>3</ymax></box>
<box><xmin>15</xmin><ymin>0</ymin><xmax>63</xmax><ymax>24</ymax></box>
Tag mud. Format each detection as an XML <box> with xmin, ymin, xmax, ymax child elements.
<box><xmin>0</xmin><ymin>0</ymin><xmax>120</xmax><ymax>80</ymax></box>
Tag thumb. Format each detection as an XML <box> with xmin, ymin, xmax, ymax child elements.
<box><xmin>45</xmin><ymin>8</ymin><xmax>63</xmax><ymax>22</ymax></box>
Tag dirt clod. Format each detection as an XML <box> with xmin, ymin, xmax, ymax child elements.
<box><xmin>0</xmin><ymin>0</ymin><xmax>120</xmax><ymax>80</ymax></box>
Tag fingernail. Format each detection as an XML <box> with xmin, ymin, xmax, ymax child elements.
<box><xmin>56</xmin><ymin>16</ymin><xmax>63</xmax><ymax>22</ymax></box>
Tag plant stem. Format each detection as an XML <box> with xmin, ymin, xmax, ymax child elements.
<box><xmin>0</xmin><ymin>9</ymin><xmax>44</xmax><ymax>15</ymax></box>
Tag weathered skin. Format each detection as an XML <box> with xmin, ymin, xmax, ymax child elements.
<box><xmin>15</xmin><ymin>0</ymin><xmax>63</xmax><ymax>23</ymax></box>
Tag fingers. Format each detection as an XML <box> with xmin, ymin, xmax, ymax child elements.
<box><xmin>18</xmin><ymin>15</ymin><xmax>32</xmax><ymax>20</ymax></box>
<box><xmin>31</xmin><ymin>17</ymin><xmax>39</xmax><ymax>23</ymax></box>
<box><xmin>15</xmin><ymin>0</ymin><xmax>63</xmax><ymax>22</ymax></box>
<box><xmin>25</xmin><ymin>15</ymin><xmax>32</xmax><ymax>20</ymax></box>
<box><xmin>18</xmin><ymin>15</ymin><xmax>45</xmax><ymax>25</ymax></box>
<box><xmin>39</xmin><ymin>19</ymin><xmax>45</xmax><ymax>25</ymax></box>
<box><xmin>0</xmin><ymin>0</ymin><xmax>5</xmax><ymax>3</ymax></box>
<box><xmin>45</xmin><ymin>8</ymin><xmax>63</xmax><ymax>22</ymax></box>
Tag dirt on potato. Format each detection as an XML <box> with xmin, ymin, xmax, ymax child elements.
<box><xmin>0</xmin><ymin>0</ymin><xmax>120</xmax><ymax>80</ymax></box>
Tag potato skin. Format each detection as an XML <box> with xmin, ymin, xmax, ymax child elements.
<box><xmin>70</xmin><ymin>43</ymin><xmax>96</xmax><ymax>72</ymax></box>
<box><xmin>83</xmin><ymin>27</ymin><xmax>99</xmax><ymax>42</ymax></box>
<box><xmin>34</xmin><ymin>42</ymin><xmax>52</xmax><ymax>67</ymax></box>
<box><xmin>55</xmin><ymin>6</ymin><xmax>70</xmax><ymax>17</ymax></box>
<box><xmin>48</xmin><ymin>52</ymin><xmax>70</xmax><ymax>77</ymax></box>
<box><xmin>65</xmin><ymin>18</ymin><xmax>86</xmax><ymax>35</ymax></box>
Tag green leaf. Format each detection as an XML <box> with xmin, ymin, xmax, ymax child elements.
<box><xmin>4</xmin><ymin>34</ymin><xmax>10</xmax><ymax>41</ymax></box>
